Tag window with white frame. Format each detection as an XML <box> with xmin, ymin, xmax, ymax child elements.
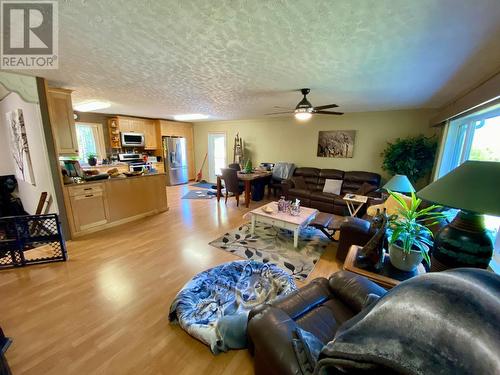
<box><xmin>435</xmin><ymin>103</ymin><xmax>500</xmax><ymax>271</ymax></box>
<box><xmin>75</xmin><ymin>122</ymin><xmax>107</xmax><ymax>165</ymax></box>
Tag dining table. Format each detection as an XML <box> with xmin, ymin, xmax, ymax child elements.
<box><xmin>216</xmin><ymin>170</ymin><xmax>273</xmax><ymax>208</ymax></box>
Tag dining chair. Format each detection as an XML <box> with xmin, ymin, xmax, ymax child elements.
<box><xmin>220</xmin><ymin>168</ymin><xmax>244</xmax><ymax>206</ymax></box>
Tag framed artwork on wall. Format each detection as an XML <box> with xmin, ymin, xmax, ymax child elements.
<box><xmin>317</xmin><ymin>130</ymin><xmax>356</xmax><ymax>158</ymax></box>
<box><xmin>5</xmin><ymin>108</ymin><xmax>35</xmax><ymax>185</ymax></box>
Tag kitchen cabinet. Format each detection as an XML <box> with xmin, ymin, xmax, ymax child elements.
<box><xmin>116</xmin><ymin>116</ymin><xmax>158</xmax><ymax>150</ymax></box>
<box><xmin>47</xmin><ymin>87</ymin><xmax>79</xmax><ymax>155</ymax></box>
<box><xmin>68</xmin><ymin>183</ymin><xmax>108</xmax><ymax>232</ymax></box>
<box><xmin>159</xmin><ymin>120</ymin><xmax>195</xmax><ymax>180</ymax></box>
<box><xmin>64</xmin><ymin>174</ymin><xmax>167</xmax><ymax>238</ymax></box>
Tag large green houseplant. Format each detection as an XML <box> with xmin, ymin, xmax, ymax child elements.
<box><xmin>381</xmin><ymin>135</ymin><xmax>437</xmax><ymax>183</ymax></box>
<box><xmin>387</xmin><ymin>191</ymin><xmax>444</xmax><ymax>271</ymax></box>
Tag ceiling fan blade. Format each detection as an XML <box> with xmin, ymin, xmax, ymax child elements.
<box><xmin>264</xmin><ymin>111</ymin><xmax>294</xmax><ymax>115</ymax></box>
<box><xmin>314</xmin><ymin>110</ymin><xmax>344</xmax><ymax>115</ymax></box>
<box><xmin>314</xmin><ymin>104</ymin><xmax>339</xmax><ymax>110</ymax></box>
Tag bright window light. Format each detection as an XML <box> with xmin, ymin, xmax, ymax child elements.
<box><xmin>74</xmin><ymin>101</ymin><xmax>111</xmax><ymax>112</ymax></box>
<box><xmin>173</xmin><ymin>114</ymin><xmax>209</xmax><ymax>121</ymax></box>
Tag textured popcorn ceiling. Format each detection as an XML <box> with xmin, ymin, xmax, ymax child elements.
<box><xmin>22</xmin><ymin>0</ymin><xmax>500</xmax><ymax>120</ymax></box>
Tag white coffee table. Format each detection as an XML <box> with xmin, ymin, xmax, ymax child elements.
<box><xmin>343</xmin><ymin>194</ymin><xmax>368</xmax><ymax>216</ymax></box>
<box><xmin>248</xmin><ymin>203</ymin><xmax>318</xmax><ymax>248</ymax></box>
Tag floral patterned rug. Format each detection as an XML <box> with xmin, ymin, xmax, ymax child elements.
<box><xmin>209</xmin><ymin>222</ymin><xmax>332</xmax><ymax>281</ymax></box>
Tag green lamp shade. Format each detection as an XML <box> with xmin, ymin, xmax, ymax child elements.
<box><xmin>417</xmin><ymin>161</ymin><xmax>500</xmax><ymax>216</ymax></box>
<box><xmin>383</xmin><ymin>174</ymin><xmax>415</xmax><ymax>193</ymax></box>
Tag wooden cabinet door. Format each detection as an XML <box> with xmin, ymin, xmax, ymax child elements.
<box><xmin>69</xmin><ymin>191</ymin><xmax>108</xmax><ymax>231</ymax></box>
<box><xmin>47</xmin><ymin>88</ymin><xmax>79</xmax><ymax>155</ymax></box>
<box><xmin>131</xmin><ymin>118</ymin><xmax>145</xmax><ymax>133</ymax></box>
<box><xmin>118</xmin><ymin>118</ymin><xmax>132</xmax><ymax>132</ymax></box>
<box><xmin>144</xmin><ymin>120</ymin><xmax>158</xmax><ymax>149</ymax></box>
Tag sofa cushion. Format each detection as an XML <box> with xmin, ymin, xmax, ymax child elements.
<box><xmin>323</xmin><ymin>179</ymin><xmax>343</xmax><ymax>195</ymax></box>
<box><xmin>310</xmin><ymin>190</ymin><xmax>337</xmax><ymax>204</ymax></box>
<box><xmin>342</xmin><ymin>171</ymin><xmax>381</xmax><ymax>194</ymax></box>
<box><xmin>293</xmin><ymin>168</ymin><xmax>320</xmax><ymax>191</ymax></box>
<box><xmin>291</xmin><ymin>175</ymin><xmax>308</xmax><ymax>190</ymax></box>
<box><xmin>355</xmin><ymin>182</ymin><xmax>378</xmax><ymax>196</ymax></box>
<box><xmin>289</xmin><ymin>188</ymin><xmax>312</xmax><ymax>200</ymax></box>
<box><xmin>317</xmin><ymin>169</ymin><xmax>344</xmax><ymax>190</ymax></box>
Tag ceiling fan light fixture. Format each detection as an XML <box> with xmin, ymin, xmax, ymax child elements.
<box><xmin>294</xmin><ymin>110</ymin><xmax>312</xmax><ymax>121</ymax></box>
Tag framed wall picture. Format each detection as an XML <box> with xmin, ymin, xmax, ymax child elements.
<box><xmin>6</xmin><ymin>108</ymin><xmax>35</xmax><ymax>185</ymax></box>
<box><xmin>317</xmin><ymin>130</ymin><xmax>356</xmax><ymax>158</ymax></box>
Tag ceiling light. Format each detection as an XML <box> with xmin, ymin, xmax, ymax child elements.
<box><xmin>294</xmin><ymin>112</ymin><xmax>312</xmax><ymax>121</ymax></box>
<box><xmin>294</xmin><ymin>107</ymin><xmax>313</xmax><ymax>121</ymax></box>
<box><xmin>173</xmin><ymin>114</ymin><xmax>209</xmax><ymax>121</ymax></box>
<box><xmin>74</xmin><ymin>100</ymin><xmax>111</xmax><ymax>112</ymax></box>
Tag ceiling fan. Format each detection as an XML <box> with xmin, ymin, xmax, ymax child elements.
<box><xmin>266</xmin><ymin>88</ymin><xmax>343</xmax><ymax>120</ymax></box>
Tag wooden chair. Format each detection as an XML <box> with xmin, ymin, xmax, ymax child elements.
<box><xmin>221</xmin><ymin>168</ymin><xmax>244</xmax><ymax>206</ymax></box>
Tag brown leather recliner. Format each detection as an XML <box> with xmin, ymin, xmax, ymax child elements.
<box><xmin>281</xmin><ymin>168</ymin><xmax>381</xmax><ymax>215</ymax></box>
<box><xmin>247</xmin><ymin>271</ymin><xmax>387</xmax><ymax>375</ymax></box>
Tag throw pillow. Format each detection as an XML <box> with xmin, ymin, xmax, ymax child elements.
<box><xmin>323</xmin><ymin>179</ymin><xmax>343</xmax><ymax>195</ymax></box>
<box><xmin>355</xmin><ymin>182</ymin><xmax>377</xmax><ymax>196</ymax></box>
<box><xmin>291</xmin><ymin>175</ymin><xmax>308</xmax><ymax>190</ymax></box>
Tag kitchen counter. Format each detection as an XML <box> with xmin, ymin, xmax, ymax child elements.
<box><xmin>63</xmin><ymin>173</ymin><xmax>168</xmax><ymax>237</ymax></box>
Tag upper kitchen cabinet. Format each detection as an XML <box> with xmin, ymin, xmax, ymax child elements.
<box><xmin>143</xmin><ymin>119</ymin><xmax>158</xmax><ymax>150</ymax></box>
<box><xmin>116</xmin><ymin>116</ymin><xmax>158</xmax><ymax>150</ymax></box>
<box><xmin>47</xmin><ymin>87</ymin><xmax>79</xmax><ymax>155</ymax></box>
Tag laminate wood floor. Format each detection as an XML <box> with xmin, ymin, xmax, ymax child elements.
<box><xmin>0</xmin><ymin>184</ymin><xmax>341</xmax><ymax>374</ymax></box>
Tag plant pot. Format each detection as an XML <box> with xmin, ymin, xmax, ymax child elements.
<box><xmin>87</xmin><ymin>157</ymin><xmax>97</xmax><ymax>166</ymax></box>
<box><xmin>389</xmin><ymin>242</ymin><xmax>426</xmax><ymax>272</ymax></box>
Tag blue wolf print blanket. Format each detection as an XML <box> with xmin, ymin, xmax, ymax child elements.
<box><xmin>168</xmin><ymin>260</ymin><xmax>297</xmax><ymax>354</ymax></box>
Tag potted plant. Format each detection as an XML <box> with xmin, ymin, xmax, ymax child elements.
<box><xmin>87</xmin><ymin>152</ymin><xmax>98</xmax><ymax>167</ymax></box>
<box><xmin>387</xmin><ymin>191</ymin><xmax>443</xmax><ymax>271</ymax></box>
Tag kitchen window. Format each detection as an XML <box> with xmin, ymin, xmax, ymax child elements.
<box><xmin>75</xmin><ymin>122</ymin><xmax>106</xmax><ymax>165</ymax></box>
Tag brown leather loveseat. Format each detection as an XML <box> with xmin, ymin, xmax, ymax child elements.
<box><xmin>282</xmin><ymin>168</ymin><xmax>381</xmax><ymax>215</ymax></box>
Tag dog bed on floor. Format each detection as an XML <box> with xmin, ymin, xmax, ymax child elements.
<box><xmin>168</xmin><ymin>260</ymin><xmax>297</xmax><ymax>354</ymax></box>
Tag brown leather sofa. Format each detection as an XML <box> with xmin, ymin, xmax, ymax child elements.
<box><xmin>247</xmin><ymin>269</ymin><xmax>500</xmax><ymax>375</ymax></box>
<box><xmin>247</xmin><ymin>271</ymin><xmax>387</xmax><ymax>375</ymax></box>
<box><xmin>281</xmin><ymin>168</ymin><xmax>381</xmax><ymax>215</ymax></box>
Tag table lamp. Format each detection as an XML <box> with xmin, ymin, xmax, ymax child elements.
<box><xmin>383</xmin><ymin>174</ymin><xmax>415</xmax><ymax>193</ymax></box>
<box><xmin>417</xmin><ymin>161</ymin><xmax>500</xmax><ymax>270</ymax></box>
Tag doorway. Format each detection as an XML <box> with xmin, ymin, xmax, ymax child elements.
<box><xmin>207</xmin><ymin>132</ymin><xmax>226</xmax><ymax>183</ymax></box>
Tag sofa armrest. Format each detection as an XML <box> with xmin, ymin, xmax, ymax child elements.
<box><xmin>336</xmin><ymin>218</ymin><xmax>373</xmax><ymax>261</ymax></box>
<box><xmin>248</xmin><ymin>307</ymin><xmax>303</xmax><ymax>375</ymax></box>
<box><xmin>328</xmin><ymin>271</ymin><xmax>387</xmax><ymax>313</ymax></box>
<box><xmin>272</xmin><ymin>277</ymin><xmax>332</xmax><ymax>319</ymax></box>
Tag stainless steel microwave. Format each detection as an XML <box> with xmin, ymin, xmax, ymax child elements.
<box><xmin>120</xmin><ymin>132</ymin><xmax>145</xmax><ymax>147</ymax></box>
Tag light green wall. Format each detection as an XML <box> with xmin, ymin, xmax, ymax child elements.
<box><xmin>193</xmin><ymin>109</ymin><xmax>437</xmax><ymax>182</ymax></box>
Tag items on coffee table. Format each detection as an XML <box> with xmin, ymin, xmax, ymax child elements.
<box><xmin>168</xmin><ymin>260</ymin><xmax>296</xmax><ymax>354</ymax></box>
<box><xmin>343</xmin><ymin>194</ymin><xmax>368</xmax><ymax>217</ymax></box>
<box><xmin>249</xmin><ymin>202</ymin><xmax>318</xmax><ymax>247</ymax></box>
<box><xmin>344</xmin><ymin>245</ymin><xmax>425</xmax><ymax>289</ymax></box>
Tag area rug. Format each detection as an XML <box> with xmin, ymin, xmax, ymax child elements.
<box><xmin>182</xmin><ymin>190</ymin><xmax>214</xmax><ymax>199</ymax></box>
<box><xmin>191</xmin><ymin>182</ymin><xmax>216</xmax><ymax>189</ymax></box>
<box><xmin>209</xmin><ymin>223</ymin><xmax>331</xmax><ymax>281</ymax></box>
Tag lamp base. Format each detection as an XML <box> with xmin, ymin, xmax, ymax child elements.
<box><xmin>431</xmin><ymin>210</ymin><xmax>493</xmax><ymax>271</ymax></box>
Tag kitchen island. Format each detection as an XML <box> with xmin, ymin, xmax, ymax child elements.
<box><xmin>63</xmin><ymin>173</ymin><xmax>168</xmax><ymax>238</ymax></box>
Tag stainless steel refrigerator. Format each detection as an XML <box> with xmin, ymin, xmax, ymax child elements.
<box><xmin>163</xmin><ymin>136</ymin><xmax>188</xmax><ymax>185</ymax></box>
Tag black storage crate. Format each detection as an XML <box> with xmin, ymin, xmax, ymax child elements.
<box><xmin>0</xmin><ymin>214</ymin><xmax>67</xmax><ymax>269</ymax></box>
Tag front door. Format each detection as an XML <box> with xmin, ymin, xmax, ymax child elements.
<box><xmin>208</xmin><ymin>132</ymin><xmax>226</xmax><ymax>183</ymax></box>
